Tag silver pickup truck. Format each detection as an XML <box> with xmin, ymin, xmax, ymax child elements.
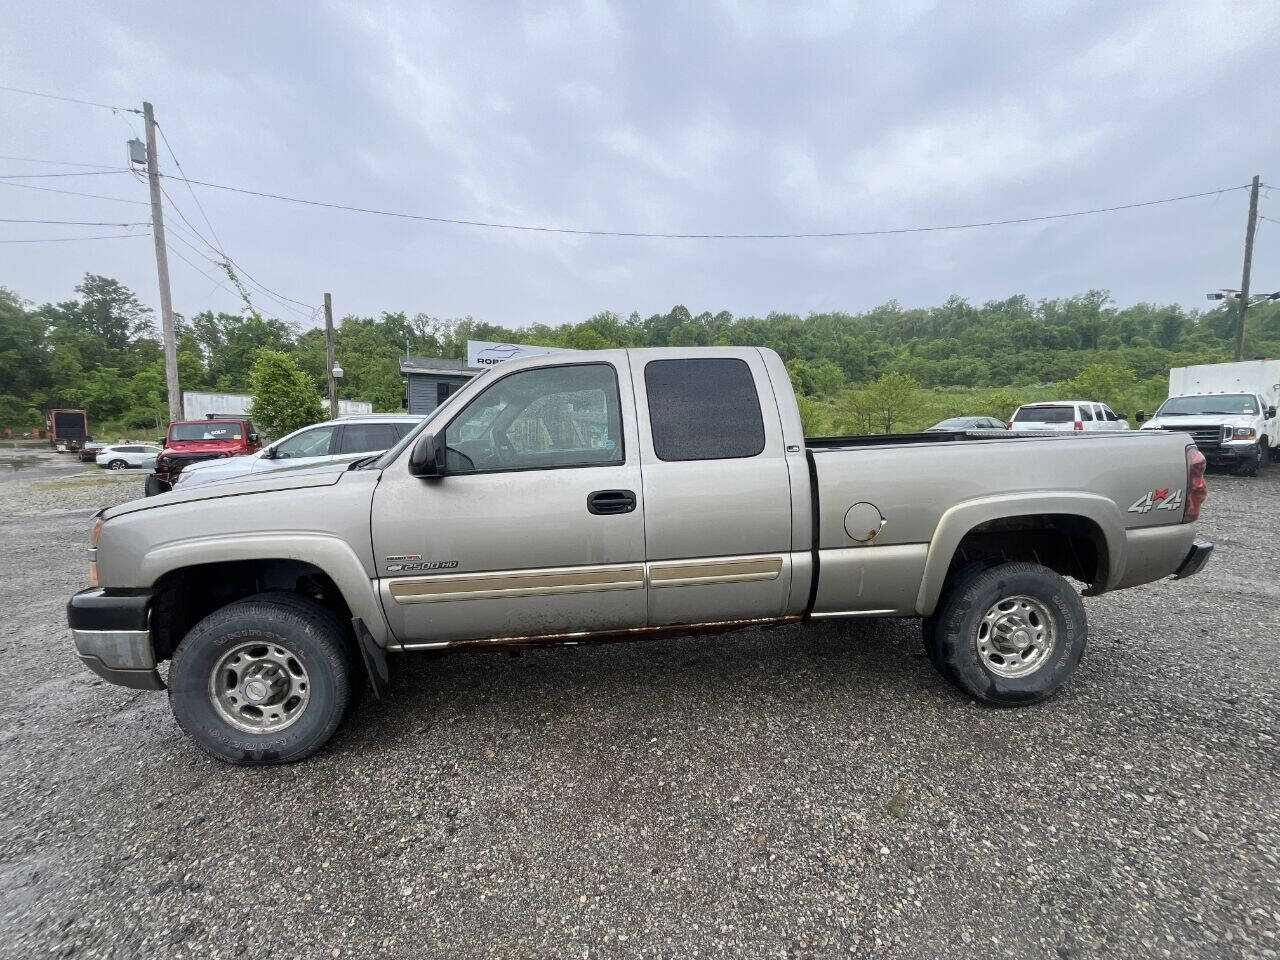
<box><xmin>67</xmin><ymin>347</ymin><xmax>1213</xmax><ymax>764</ymax></box>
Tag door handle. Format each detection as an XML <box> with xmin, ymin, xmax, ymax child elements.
<box><xmin>587</xmin><ymin>489</ymin><xmax>636</xmax><ymax>515</ymax></box>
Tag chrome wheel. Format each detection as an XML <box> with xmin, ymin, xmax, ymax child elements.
<box><xmin>208</xmin><ymin>641</ymin><xmax>310</xmax><ymax>733</ymax></box>
<box><xmin>976</xmin><ymin>595</ymin><xmax>1056</xmax><ymax>678</ymax></box>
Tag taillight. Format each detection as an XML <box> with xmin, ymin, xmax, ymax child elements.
<box><xmin>1184</xmin><ymin>446</ymin><xmax>1207</xmax><ymax>523</ymax></box>
<box><xmin>1073</xmin><ymin>421</ymin><xmax>1084</xmax><ymax>431</ymax></box>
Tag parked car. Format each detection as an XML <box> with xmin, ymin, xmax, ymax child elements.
<box><xmin>925</xmin><ymin>416</ymin><xmax>1007</xmax><ymax>432</ymax></box>
<box><xmin>174</xmin><ymin>414</ymin><xmax>424</xmax><ymax>490</ymax></box>
<box><xmin>69</xmin><ymin>347</ymin><xmax>1211</xmax><ymax>765</ymax></box>
<box><xmin>95</xmin><ymin>444</ymin><xmax>162</xmax><ymax>471</ymax></box>
<box><xmin>1008</xmin><ymin>401</ymin><xmax>1130</xmax><ymax>432</ymax></box>
<box><xmin>147</xmin><ymin>416</ymin><xmax>263</xmax><ymax>496</ymax></box>
<box><xmin>78</xmin><ymin>442</ymin><xmax>108</xmax><ymax>463</ymax></box>
<box><xmin>1136</xmin><ymin>360</ymin><xmax>1280</xmax><ymax>476</ymax></box>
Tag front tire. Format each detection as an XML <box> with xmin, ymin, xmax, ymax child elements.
<box><xmin>931</xmin><ymin>561</ymin><xmax>1087</xmax><ymax>706</ymax></box>
<box><xmin>168</xmin><ymin>596</ymin><xmax>353</xmax><ymax>765</ymax></box>
<box><xmin>144</xmin><ymin>474</ymin><xmax>168</xmax><ymax>497</ymax></box>
<box><xmin>1235</xmin><ymin>441</ymin><xmax>1265</xmax><ymax>477</ymax></box>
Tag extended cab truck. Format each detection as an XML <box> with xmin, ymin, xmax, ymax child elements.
<box><xmin>147</xmin><ymin>416</ymin><xmax>263</xmax><ymax>496</ymax></box>
<box><xmin>67</xmin><ymin>348</ymin><xmax>1213</xmax><ymax>765</ymax></box>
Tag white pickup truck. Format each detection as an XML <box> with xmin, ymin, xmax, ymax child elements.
<box><xmin>68</xmin><ymin>347</ymin><xmax>1212</xmax><ymax>764</ymax></box>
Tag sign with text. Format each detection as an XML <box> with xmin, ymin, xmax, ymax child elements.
<box><xmin>466</xmin><ymin>340</ymin><xmax>565</xmax><ymax>368</ymax></box>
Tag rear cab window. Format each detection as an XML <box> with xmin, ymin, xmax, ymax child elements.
<box><xmin>643</xmin><ymin>358</ymin><xmax>766</xmax><ymax>461</ymax></box>
<box><xmin>1012</xmin><ymin>405</ymin><xmax>1075</xmax><ymax>424</ymax></box>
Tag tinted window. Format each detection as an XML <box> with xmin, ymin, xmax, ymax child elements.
<box><xmin>1079</xmin><ymin>406</ymin><xmax>1093</xmax><ymax>421</ymax></box>
<box><xmin>337</xmin><ymin>422</ymin><xmax>400</xmax><ymax>455</ymax></box>
<box><xmin>274</xmin><ymin>426</ymin><xmax>335</xmax><ymax>459</ymax></box>
<box><xmin>444</xmin><ymin>363</ymin><xmax>623</xmax><ymax>473</ymax></box>
<box><xmin>169</xmin><ymin>421</ymin><xmax>244</xmax><ymax>442</ymax></box>
<box><xmin>1013</xmin><ymin>406</ymin><xmax>1074</xmax><ymax>423</ymax></box>
<box><xmin>644</xmin><ymin>358</ymin><xmax>766</xmax><ymax>461</ymax></box>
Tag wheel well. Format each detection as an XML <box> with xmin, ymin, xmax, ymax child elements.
<box><xmin>150</xmin><ymin>559</ymin><xmax>356</xmax><ymax>665</ymax></box>
<box><xmin>945</xmin><ymin>514</ymin><xmax>1107</xmax><ymax>591</ymax></box>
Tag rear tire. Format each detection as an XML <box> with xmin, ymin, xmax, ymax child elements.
<box><xmin>107</xmin><ymin>459</ymin><xmax>127</xmax><ymax>470</ymax></box>
<box><xmin>168</xmin><ymin>596</ymin><xmax>353</xmax><ymax>765</ymax></box>
<box><xmin>931</xmin><ymin>561</ymin><xmax>1087</xmax><ymax>706</ymax></box>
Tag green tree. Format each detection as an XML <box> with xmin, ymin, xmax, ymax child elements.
<box><xmin>248</xmin><ymin>350</ymin><xmax>324</xmax><ymax>438</ymax></box>
<box><xmin>1059</xmin><ymin>362</ymin><xmax>1137</xmax><ymax>409</ymax></box>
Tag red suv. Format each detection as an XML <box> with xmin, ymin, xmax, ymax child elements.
<box><xmin>146</xmin><ymin>417</ymin><xmax>262</xmax><ymax>496</ymax></box>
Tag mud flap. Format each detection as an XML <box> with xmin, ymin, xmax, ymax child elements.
<box><xmin>351</xmin><ymin>617</ymin><xmax>390</xmax><ymax>699</ymax></box>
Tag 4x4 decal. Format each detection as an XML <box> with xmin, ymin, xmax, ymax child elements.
<box><xmin>1128</xmin><ymin>487</ymin><xmax>1183</xmax><ymax>514</ymax></box>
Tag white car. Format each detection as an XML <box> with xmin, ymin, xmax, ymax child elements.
<box><xmin>174</xmin><ymin>414</ymin><xmax>422</xmax><ymax>489</ymax></box>
<box><xmin>1008</xmin><ymin>401</ymin><xmax>1130</xmax><ymax>433</ymax></box>
<box><xmin>96</xmin><ymin>444</ymin><xmax>163</xmax><ymax>470</ymax></box>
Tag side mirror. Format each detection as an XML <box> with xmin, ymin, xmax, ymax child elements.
<box><xmin>1134</xmin><ymin>411</ymin><xmax>1146</xmax><ymax>423</ymax></box>
<box><xmin>1113</xmin><ymin>412</ymin><xmax>1126</xmax><ymax>421</ymax></box>
<box><xmin>1267</xmin><ymin>406</ymin><xmax>1277</xmax><ymax>419</ymax></box>
<box><xmin>408</xmin><ymin>431</ymin><xmax>445</xmax><ymax>477</ymax></box>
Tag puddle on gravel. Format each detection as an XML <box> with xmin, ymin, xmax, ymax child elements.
<box><xmin>2</xmin><ymin>457</ymin><xmax>44</xmax><ymax>471</ymax></box>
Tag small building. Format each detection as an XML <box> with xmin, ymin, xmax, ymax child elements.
<box><xmin>400</xmin><ymin>356</ymin><xmax>478</xmax><ymax>415</ymax></box>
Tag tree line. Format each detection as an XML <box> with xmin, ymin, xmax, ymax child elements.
<box><xmin>2</xmin><ymin>274</ymin><xmax>1278</xmax><ymax>437</ymax></box>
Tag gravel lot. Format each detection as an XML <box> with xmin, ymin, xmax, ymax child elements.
<box><xmin>0</xmin><ymin>443</ymin><xmax>1276</xmax><ymax>959</ymax></box>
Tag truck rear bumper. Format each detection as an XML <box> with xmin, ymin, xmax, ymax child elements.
<box><xmin>1172</xmin><ymin>538</ymin><xmax>1214</xmax><ymax>580</ymax></box>
<box><xmin>67</xmin><ymin>588</ymin><xmax>163</xmax><ymax>690</ymax></box>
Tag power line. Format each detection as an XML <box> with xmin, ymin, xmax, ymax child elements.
<box><xmin>0</xmin><ymin>232</ymin><xmax>146</xmax><ymax>244</ymax></box>
<box><xmin>0</xmin><ymin>154</ymin><xmax>128</xmax><ymax>170</ymax></box>
<box><xmin>0</xmin><ymin>169</ymin><xmax>132</xmax><ymax>179</ymax></box>
<box><xmin>0</xmin><ymin>84</ymin><xmax>141</xmax><ymax>114</ymax></box>
<box><xmin>160</xmin><ymin>173</ymin><xmax>1255</xmax><ymax>240</ymax></box>
<box><xmin>0</xmin><ymin>217</ymin><xmax>150</xmax><ymax>226</ymax></box>
<box><xmin>154</xmin><ymin>120</ymin><xmax>227</xmax><ymax>257</ymax></box>
<box><xmin>158</xmin><ymin>182</ymin><xmax>315</xmax><ymax>319</ymax></box>
<box><xmin>0</xmin><ymin>180</ymin><xmax>149</xmax><ymax>205</ymax></box>
<box><xmin>1261</xmin><ymin>215</ymin><xmax>1280</xmax><ymax>226</ymax></box>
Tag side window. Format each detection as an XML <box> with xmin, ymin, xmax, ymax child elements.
<box><xmin>1078</xmin><ymin>405</ymin><xmax>1094</xmax><ymax>422</ymax></box>
<box><xmin>443</xmin><ymin>363</ymin><xmax>623</xmax><ymax>473</ymax></box>
<box><xmin>644</xmin><ymin>358</ymin><xmax>766</xmax><ymax>461</ymax></box>
<box><xmin>273</xmin><ymin>426</ymin><xmax>335</xmax><ymax>459</ymax></box>
<box><xmin>337</xmin><ymin>422</ymin><xmax>399</xmax><ymax>455</ymax></box>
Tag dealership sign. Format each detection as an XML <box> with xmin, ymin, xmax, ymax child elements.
<box><xmin>466</xmin><ymin>340</ymin><xmax>566</xmax><ymax>367</ymax></box>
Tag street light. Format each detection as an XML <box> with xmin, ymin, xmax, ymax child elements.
<box><xmin>331</xmin><ymin>363</ymin><xmax>344</xmax><ymax>380</ymax></box>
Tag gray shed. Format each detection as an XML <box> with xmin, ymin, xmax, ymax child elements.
<box><xmin>400</xmin><ymin>356</ymin><xmax>478</xmax><ymax>415</ymax></box>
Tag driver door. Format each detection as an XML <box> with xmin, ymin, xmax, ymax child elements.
<box><xmin>372</xmin><ymin>354</ymin><xmax>647</xmax><ymax>645</ymax></box>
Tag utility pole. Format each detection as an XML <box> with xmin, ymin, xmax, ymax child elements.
<box><xmin>1234</xmin><ymin>174</ymin><xmax>1261</xmax><ymax>362</ymax></box>
<box><xmin>324</xmin><ymin>292</ymin><xmax>338</xmax><ymax>419</ymax></box>
<box><xmin>142</xmin><ymin>101</ymin><xmax>182</xmax><ymax>423</ymax></box>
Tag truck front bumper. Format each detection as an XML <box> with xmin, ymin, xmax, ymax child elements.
<box><xmin>67</xmin><ymin>588</ymin><xmax>163</xmax><ymax>690</ymax></box>
<box><xmin>1172</xmin><ymin>538</ymin><xmax>1214</xmax><ymax>580</ymax></box>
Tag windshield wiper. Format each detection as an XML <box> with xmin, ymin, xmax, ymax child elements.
<box><xmin>347</xmin><ymin>454</ymin><xmax>381</xmax><ymax>471</ymax></box>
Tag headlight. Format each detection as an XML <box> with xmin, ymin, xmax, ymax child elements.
<box><xmin>1233</xmin><ymin>427</ymin><xmax>1257</xmax><ymax>440</ymax></box>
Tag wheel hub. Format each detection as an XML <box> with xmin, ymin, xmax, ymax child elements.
<box><xmin>209</xmin><ymin>642</ymin><xmax>311</xmax><ymax>734</ymax></box>
<box><xmin>976</xmin><ymin>595</ymin><xmax>1056</xmax><ymax>679</ymax></box>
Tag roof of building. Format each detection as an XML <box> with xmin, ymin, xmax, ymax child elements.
<box><xmin>399</xmin><ymin>355</ymin><xmax>479</xmax><ymax>377</ymax></box>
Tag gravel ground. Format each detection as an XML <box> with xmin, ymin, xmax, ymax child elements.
<box><xmin>0</xmin><ymin>445</ymin><xmax>1276</xmax><ymax>959</ymax></box>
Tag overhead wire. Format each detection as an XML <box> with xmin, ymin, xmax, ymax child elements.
<box><xmin>0</xmin><ymin>84</ymin><xmax>141</xmax><ymax>114</ymax></box>
<box><xmin>0</xmin><ymin>180</ymin><xmax>149</xmax><ymax>205</ymax></box>
<box><xmin>0</xmin><ymin>154</ymin><xmax>131</xmax><ymax>170</ymax></box>
<box><xmin>0</xmin><ymin>232</ymin><xmax>146</xmax><ymax>244</ymax></box>
<box><xmin>0</xmin><ymin>169</ymin><xmax>132</xmax><ymax>179</ymax></box>
<box><xmin>158</xmin><ymin>174</ymin><xmax>1256</xmax><ymax>240</ymax></box>
<box><xmin>0</xmin><ymin>217</ymin><xmax>150</xmax><ymax>226</ymax></box>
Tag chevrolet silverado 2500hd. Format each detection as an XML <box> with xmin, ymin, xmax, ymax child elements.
<box><xmin>67</xmin><ymin>347</ymin><xmax>1213</xmax><ymax>764</ymax></box>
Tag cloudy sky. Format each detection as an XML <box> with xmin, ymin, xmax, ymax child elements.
<box><xmin>3</xmin><ymin>1</ymin><xmax>1278</xmax><ymax>331</ymax></box>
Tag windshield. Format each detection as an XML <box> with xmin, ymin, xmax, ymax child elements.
<box><xmin>169</xmin><ymin>421</ymin><xmax>245</xmax><ymax>442</ymax></box>
<box><xmin>1013</xmin><ymin>405</ymin><xmax>1074</xmax><ymax>423</ymax></box>
<box><xmin>1156</xmin><ymin>394</ymin><xmax>1258</xmax><ymax>416</ymax></box>
<box><xmin>370</xmin><ymin>376</ymin><xmax>483</xmax><ymax>469</ymax></box>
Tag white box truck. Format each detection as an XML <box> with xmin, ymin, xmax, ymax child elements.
<box><xmin>1137</xmin><ymin>359</ymin><xmax>1280</xmax><ymax>475</ymax></box>
<box><xmin>182</xmin><ymin>391</ymin><xmax>373</xmax><ymax>421</ymax></box>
